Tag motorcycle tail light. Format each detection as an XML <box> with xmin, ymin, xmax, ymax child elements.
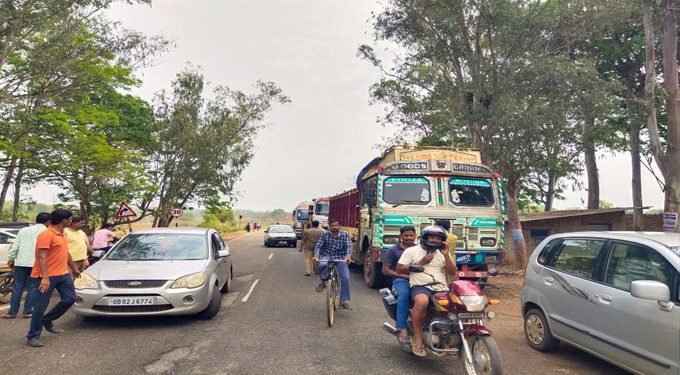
<box><xmin>489</xmin><ymin>299</ymin><xmax>501</xmax><ymax>305</ymax></box>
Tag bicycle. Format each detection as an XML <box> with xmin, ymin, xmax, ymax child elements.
<box><xmin>323</xmin><ymin>261</ymin><xmax>342</xmax><ymax>327</ymax></box>
<box><xmin>0</xmin><ymin>271</ymin><xmax>13</xmax><ymax>303</ymax></box>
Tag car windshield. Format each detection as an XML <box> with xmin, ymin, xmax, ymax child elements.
<box><xmin>448</xmin><ymin>178</ymin><xmax>495</xmax><ymax>207</ymax></box>
<box><xmin>269</xmin><ymin>226</ymin><xmax>293</xmax><ymax>233</ymax></box>
<box><xmin>315</xmin><ymin>203</ymin><xmax>329</xmax><ymax>215</ymax></box>
<box><xmin>107</xmin><ymin>233</ymin><xmax>207</xmax><ymax>261</ymax></box>
<box><xmin>383</xmin><ymin>177</ymin><xmax>430</xmax><ymax>205</ymax></box>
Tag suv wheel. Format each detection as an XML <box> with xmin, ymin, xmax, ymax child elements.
<box><xmin>524</xmin><ymin>308</ymin><xmax>559</xmax><ymax>352</ymax></box>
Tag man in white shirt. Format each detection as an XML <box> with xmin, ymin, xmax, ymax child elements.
<box><xmin>397</xmin><ymin>225</ymin><xmax>457</xmax><ymax>357</ymax></box>
<box><xmin>2</xmin><ymin>213</ymin><xmax>51</xmax><ymax>319</ymax></box>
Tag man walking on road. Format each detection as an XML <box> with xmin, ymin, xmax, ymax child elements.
<box><xmin>299</xmin><ymin>220</ymin><xmax>324</xmax><ymax>276</ymax></box>
<box><xmin>26</xmin><ymin>208</ymin><xmax>81</xmax><ymax>348</ymax></box>
<box><xmin>314</xmin><ymin>219</ymin><xmax>352</xmax><ymax>310</ymax></box>
<box><xmin>65</xmin><ymin>216</ymin><xmax>92</xmax><ymax>272</ymax></box>
<box><xmin>381</xmin><ymin>225</ymin><xmax>416</xmax><ymax>346</ymax></box>
<box><xmin>2</xmin><ymin>212</ymin><xmax>51</xmax><ymax>319</ymax></box>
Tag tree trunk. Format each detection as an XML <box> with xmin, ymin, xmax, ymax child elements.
<box><xmin>583</xmin><ymin>114</ymin><xmax>599</xmax><ymax>209</ymax></box>
<box><xmin>544</xmin><ymin>171</ymin><xmax>556</xmax><ymax>212</ymax></box>
<box><xmin>630</xmin><ymin>118</ymin><xmax>643</xmax><ymax>231</ymax></box>
<box><xmin>11</xmin><ymin>158</ymin><xmax>24</xmax><ymax>221</ymax></box>
<box><xmin>0</xmin><ymin>155</ymin><xmax>18</xmax><ymax>215</ymax></box>
<box><xmin>505</xmin><ymin>178</ymin><xmax>528</xmax><ymax>268</ymax></box>
<box><xmin>661</xmin><ymin>2</ymin><xmax>680</xmax><ymax>216</ymax></box>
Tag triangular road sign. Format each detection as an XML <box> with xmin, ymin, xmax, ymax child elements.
<box><xmin>116</xmin><ymin>202</ymin><xmax>137</xmax><ymax>219</ymax></box>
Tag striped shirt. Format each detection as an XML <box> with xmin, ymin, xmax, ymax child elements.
<box><xmin>314</xmin><ymin>230</ymin><xmax>352</xmax><ymax>260</ymax></box>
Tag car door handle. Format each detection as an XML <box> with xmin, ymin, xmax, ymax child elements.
<box><xmin>595</xmin><ymin>294</ymin><xmax>613</xmax><ymax>304</ymax></box>
<box><xmin>543</xmin><ymin>277</ymin><xmax>554</xmax><ymax>285</ymax></box>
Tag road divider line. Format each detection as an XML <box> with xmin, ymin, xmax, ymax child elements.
<box><xmin>267</xmin><ymin>253</ymin><xmax>273</xmax><ymax>260</ymax></box>
<box><xmin>241</xmin><ymin>279</ymin><xmax>259</xmax><ymax>303</ymax></box>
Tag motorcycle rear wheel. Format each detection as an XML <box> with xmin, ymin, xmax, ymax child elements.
<box><xmin>463</xmin><ymin>335</ymin><xmax>503</xmax><ymax>375</ymax></box>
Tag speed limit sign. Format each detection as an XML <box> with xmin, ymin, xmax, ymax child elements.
<box><xmin>170</xmin><ymin>208</ymin><xmax>183</xmax><ymax>218</ymax></box>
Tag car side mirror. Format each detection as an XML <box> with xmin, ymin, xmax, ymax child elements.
<box><xmin>409</xmin><ymin>264</ymin><xmax>424</xmax><ymax>273</ymax></box>
<box><xmin>631</xmin><ymin>280</ymin><xmax>670</xmax><ymax>302</ymax></box>
<box><xmin>217</xmin><ymin>250</ymin><xmax>230</xmax><ymax>258</ymax></box>
<box><xmin>6</xmin><ymin>238</ymin><xmax>15</xmax><ymax>244</ymax></box>
<box><xmin>487</xmin><ymin>268</ymin><xmax>499</xmax><ymax>277</ymax></box>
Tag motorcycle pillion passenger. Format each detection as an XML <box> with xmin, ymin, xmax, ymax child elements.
<box><xmin>380</xmin><ymin>225</ymin><xmax>417</xmax><ymax>347</ymax></box>
<box><xmin>396</xmin><ymin>225</ymin><xmax>457</xmax><ymax>357</ymax></box>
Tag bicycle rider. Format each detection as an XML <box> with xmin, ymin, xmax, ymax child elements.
<box><xmin>313</xmin><ymin>219</ymin><xmax>352</xmax><ymax>310</ymax></box>
<box><xmin>397</xmin><ymin>225</ymin><xmax>457</xmax><ymax>356</ymax></box>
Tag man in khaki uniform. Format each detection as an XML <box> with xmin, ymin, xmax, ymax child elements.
<box><xmin>299</xmin><ymin>220</ymin><xmax>324</xmax><ymax>276</ymax></box>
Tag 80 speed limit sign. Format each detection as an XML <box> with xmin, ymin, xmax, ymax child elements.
<box><xmin>170</xmin><ymin>208</ymin><xmax>183</xmax><ymax>218</ymax></box>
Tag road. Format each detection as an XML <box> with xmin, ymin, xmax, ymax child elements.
<box><xmin>0</xmin><ymin>232</ymin><xmax>629</xmax><ymax>374</ymax></box>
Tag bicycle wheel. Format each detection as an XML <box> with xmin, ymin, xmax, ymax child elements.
<box><xmin>326</xmin><ymin>275</ymin><xmax>335</xmax><ymax>327</ymax></box>
<box><xmin>334</xmin><ymin>268</ymin><xmax>342</xmax><ymax>308</ymax></box>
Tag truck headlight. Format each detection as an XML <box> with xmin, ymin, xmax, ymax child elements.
<box><xmin>382</xmin><ymin>235</ymin><xmax>400</xmax><ymax>245</ymax></box>
<box><xmin>171</xmin><ymin>272</ymin><xmax>205</xmax><ymax>289</ymax></box>
<box><xmin>480</xmin><ymin>237</ymin><xmax>496</xmax><ymax>247</ymax></box>
<box><xmin>74</xmin><ymin>273</ymin><xmax>99</xmax><ymax>290</ymax></box>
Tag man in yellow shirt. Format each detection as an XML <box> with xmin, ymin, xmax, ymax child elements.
<box><xmin>64</xmin><ymin>217</ymin><xmax>92</xmax><ymax>272</ymax></box>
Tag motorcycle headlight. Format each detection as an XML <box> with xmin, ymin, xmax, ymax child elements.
<box><xmin>460</xmin><ymin>295</ymin><xmax>486</xmax><ymax>312</ymax></box>
<box><xmin>171</xmin><ymin>272</ymin><xmax>205</xmax><ymax>289</ymax></box>
<box><xmin>74</xmin><ymin>273</ymin><xmax>99</xmax><ymax>290</ymax></box>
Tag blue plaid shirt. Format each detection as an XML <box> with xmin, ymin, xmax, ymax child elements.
<box><xmin>314</xmin><ymin>230</ymin><xmax>352</xmax><ymax>260</ymax></box>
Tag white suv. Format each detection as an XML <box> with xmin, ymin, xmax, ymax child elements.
<box><xmin>521</xmin><ymin>232</ymin><xmax>680</xmax><ymax>375</ymax></box>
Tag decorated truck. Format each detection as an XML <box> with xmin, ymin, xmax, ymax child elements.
<box><xmin>328</xmin><ymin>145</ymin><xmax>506</xmax><ymax>288</ymax></box>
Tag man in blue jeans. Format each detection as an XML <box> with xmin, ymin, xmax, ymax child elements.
<box><xmin>381</xmin><ymin>225</ymin><xmax>416</xmax><ymax>346</ymax></box>
<box><xmin>26</xmin><ymin>208</ymin><xmax>81</xmax><ymax>348</ymax></box>
<box><xmin>314</xmin><ymin>219</ymin><xmax>352</xmax><ymax>310</ymax></box>
<box><xmin>2</xmin><ymin>212</ymin><xmax>51</xmax><ymax>319</ymax></box>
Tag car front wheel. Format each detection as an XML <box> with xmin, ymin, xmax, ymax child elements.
<box><xmin>197</xmin><ymin>286</ymin><xmax>222</xmax><ymax>320</ymax></box>
<box><xmin>524</xmin><ymin>308</ymin><xmax>559</xmax><ymax>352</ymax></box>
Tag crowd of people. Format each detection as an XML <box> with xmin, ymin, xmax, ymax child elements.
<box><xmin>3</xmin><ymin>209</ymin><xmax>119</xmax><ymax>347</ymax></box>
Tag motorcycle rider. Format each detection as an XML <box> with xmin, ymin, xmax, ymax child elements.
<box><xmin>397</xmin><ymin>225</ymin><xmax>457</xmax><ymax>357</ymax></box>
<box><xmin>381</xmin><ymin>225</ymin><xmax>416</xmax><ymax>347</ymax></box>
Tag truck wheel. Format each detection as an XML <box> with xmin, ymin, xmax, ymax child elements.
<box><xmin>363</xmin><ymin>251</ymin><xmax>386</xmax><ymax>289</ymax></box>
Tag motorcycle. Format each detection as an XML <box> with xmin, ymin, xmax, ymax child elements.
<box><xmin>380</xmin><ymin>265</ymin><xmax>503</xmax><ymax>375</ymax></box>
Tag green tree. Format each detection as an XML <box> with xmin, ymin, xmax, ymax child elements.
<box><xmin>140</xmin><ymin>67</ymin><xmax>289</xmax><ymax>227</ymax></box>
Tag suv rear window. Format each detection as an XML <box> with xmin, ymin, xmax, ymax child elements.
<box><xmin>551</xmin><ymin>239</ymin><xmax>606</xmax><ymax>279</ymax></box>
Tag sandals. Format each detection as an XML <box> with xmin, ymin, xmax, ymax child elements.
<box><xmin>315</xmin><ymin>283</ymin><xmax>325</xmax><ymax>293</ymax></box>
<box><xmin>411</xmin><ymin>342</ymin><xmax>427</xmax><ymax>357</ymax></box>
<box><xmin>398</xmin><ymin>333</ymin><xmax>410</xmax><ymax>346</ymax></box>
<box><xmin>338</xmin><ymin>301</ymin><xmax>352</xmax><ymax>310</ymax></box>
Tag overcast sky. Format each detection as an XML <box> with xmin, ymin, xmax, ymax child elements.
<box><xmin>29</xmin><ymin>0</ymin><xmax>665</xmax><ymax>211</ymax></box>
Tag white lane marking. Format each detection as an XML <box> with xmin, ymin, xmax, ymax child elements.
<box><xmin>267</xmin><ymin>253</ymin><xmax>273</xmax><ymax>260</ymax></box>
<box><xmin>223</xmin><ymin>292</ymin><xmax>241</xmax><ymax>308</ymax></box>
<box><xmin>241</xmin><ymin>279</ymin><xmax>259</xmax><ymax>303</ymax></box>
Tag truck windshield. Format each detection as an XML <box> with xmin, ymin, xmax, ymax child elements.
<box><xmin>449</xmin><ymin>178</ymin><xmax>495</xmax><ymax>207</ymax></box>
<box><xmin>383</xmin><ymin>177</ymin><xmax>430</xmax><ymax>205</ymax></box>
<box><xmin>315</xmin><ymin>203</ymin><xmax>329</xmax><ymax>215</ymax></box>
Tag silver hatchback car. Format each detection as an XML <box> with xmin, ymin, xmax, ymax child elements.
<box><xmin>73</xmin><ymin>228</ymin><xmax>233</xmax><ymax>319</ymax></box>
<box><xmin>522</xmin><ymin>232</ymin><xmax>680</xmax><ymax>375</ymax></box>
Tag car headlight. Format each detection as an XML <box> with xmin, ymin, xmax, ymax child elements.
<box><xmin>74</xmin><ymin>273</ymin><xmax>99</xmax><ymax>290</ymax></box>
<box><xmin>460</xmin><ymin>295</ymin><xmax>486</xmax><ymax>312</ymax></box>
<box><xmin>171</xmin><ymin>272</ymin><xmax>205</xmax><ymax>289</ymax></box>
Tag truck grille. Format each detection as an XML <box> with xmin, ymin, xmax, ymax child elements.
<box><xmin>92</xmin><ymin>304</ymin><xmax>173</xmax><ymax>313</ymax></box>
<box><xmin>103</xmin><ymin>280</ymin><xmax>168</xmax><ymax>288</ymax></box>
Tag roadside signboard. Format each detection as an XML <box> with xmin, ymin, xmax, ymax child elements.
<box><xmin>116</xmin><ymin>202</ymin><xmax>137</xmax><ymax>219</ymax></box>
<box><xmin>663</xmin><ymin>212</ymin><xmax>678</xmax><ymax>232</ymax></box>
<box><xmin>170</xmin><ymin>208</ymin><xmax>184</xmax><ymax>218</ymax></box>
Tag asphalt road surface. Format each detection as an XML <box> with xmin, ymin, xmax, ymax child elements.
<box><xmin>0</xmin><ymin>232</ymin><xmax>629</xmax><ymax>374</ymax></box>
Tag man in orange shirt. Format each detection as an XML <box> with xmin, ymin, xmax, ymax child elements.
<box><xmin>26</xmin><ymin>208</ymin><xmax>81</xmax><ymax>348</ymax></box>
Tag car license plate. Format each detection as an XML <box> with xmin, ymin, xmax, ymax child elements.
<box><xmin>458</xmin><ymin>312</ymin><xmax>485</xmax><ymax>319</ymax></box>
<box><xmin>108</xmin><ymin>296</ymin><xmax>155</xmax><ymax>306</ymax></box>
